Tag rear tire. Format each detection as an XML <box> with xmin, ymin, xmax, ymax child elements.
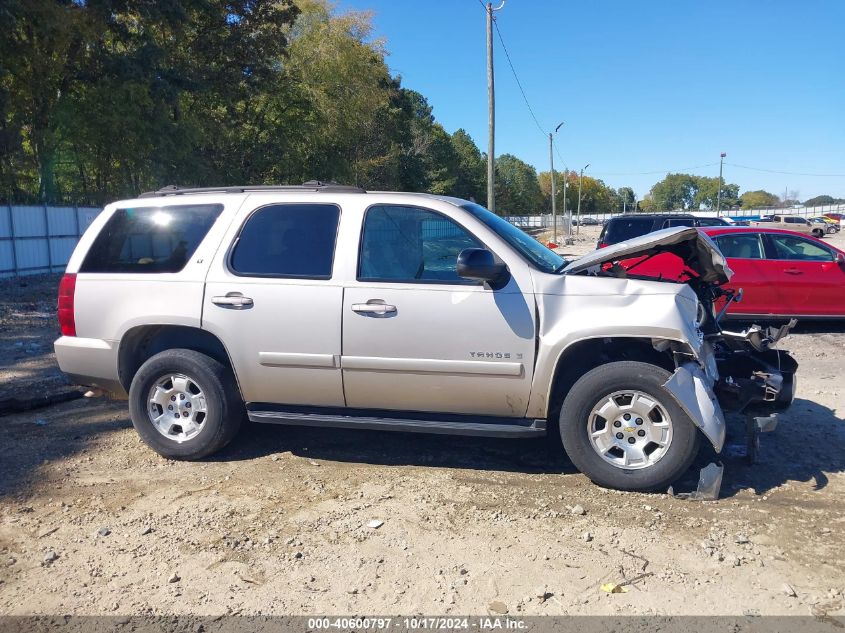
<box><xmin>559</xmin><ymin>361</ymin><xmax>700</xmax><ymax>491</ymax></box>
<box><xmin>129</xmin><ymin>349</ymin><xmax>243</xmax><ymax>460</ymax></box>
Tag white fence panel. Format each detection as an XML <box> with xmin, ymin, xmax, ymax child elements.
<box><xmin>1</xmin><ymin>205</ymin><xmax>103</xmax><ymax>277</ymax></box>
<box><xmin>0</xmin><ymin>241</ymin><xmax>13</xmax><ymax>272</ymax></box>
<box><xmin>11</xmin><ymin>206</ymin><xmax>47</xmax><ymax>237</ymax></box>
<box><xmin>50</xmin><ymin>237</ymin><xmax>79</xmax><ymax>268</ymax></box>
<box><xmin>47</xmin><ymin>206</ymin><xmax>79</xmax><ymax>236</ymax></box>
<box><xmin>14</xmin><ymin>238</ymin><xmax>49</xmax><ymax>271</ymax></box>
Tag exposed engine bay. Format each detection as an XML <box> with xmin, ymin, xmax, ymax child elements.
<box><xmin>563</xmin><ymin>226</ymin><xmax>799</xmax><ymax>460</ymax></box>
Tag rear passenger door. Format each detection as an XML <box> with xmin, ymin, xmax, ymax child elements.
<box><xmin>712</xmin><ymin>232</ymin><xmax>778</xmax><ymax>316</ymax></box>
<box><xmin>202</xmin><ymin>198</ymin><xmax>345</xmax><ymax>407</ymax></box>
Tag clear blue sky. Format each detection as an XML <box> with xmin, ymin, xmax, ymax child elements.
<box><xmin>337</xmin><ymin>0</ymin><xmax>845</xmax><ymax>202</ymax></box>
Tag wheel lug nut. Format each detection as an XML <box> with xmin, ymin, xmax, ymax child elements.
<box><xmin>615</xmin><ymin>432</ymin><xmax>624</xmax><ymax>440</ymax></box>
<box><xmin>170</xmin><ymin>395</ymin><xmax>176</xmax><ymax>401</ymax></box>
<box><xmin>623</xmin><ymin>413</ymin><xmax>631</xmax><ymax>421</ymax></box>
<box><xmin>613</xmin><ymin>421</ymin><xmax>621</xmax><ymax>428</ymax></box>
<box><xmin>182</xmin><ymin>411</ymin><xmax>189</xmax><ymax>417</ymax></box>
<box><xmin>637</xmin><ymin>430</ymin><xmax>646</xmax><ymax>437</ymax></box>
<box><xmin>636</xmin><ymin>418</ymin><xmax>643</xmax><ymax>425</ymax></box>
<box><xmin>180</xmin><ymin>394</ymin><xmax>185</xmax><ymax>400</ymax></box>
<box><xmin>173</xmin><ymin>413</ymin><xmax>180</xmax><ymax>418</ymax></box>
<box><xmin>185</xmin><ymin>402</ymin><xmax>191</xmax><ymax>408</ymax></box>
<box><xmin>627</xmin><ymin>437</ymin><xmax>636</xmax><ymax>444</ymax></box>
<box><xmin>167</xmin><ymin>405</ymin><xmax>173</xmax><ymax>411</ymax></box>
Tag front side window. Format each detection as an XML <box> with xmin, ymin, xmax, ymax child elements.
<box><xmin>81</xmin><ymin>204</ymin><xmax>223</xmax><ymax>273</ymax></box>
<box><xmin>460</xmin><ymin>202</ymin><xmax>565</xmax><ymax>272</ymax></box>
<box><xmin>230</xmin><ymin>204</ymin><xmax>339</xmax><ymax>278</ymax></box>
<box><xmin>714</xmin><ymin>234</ymin><xmax>765</xmax><ymax>259</ymax></box>
<box><xmin>359</xmin><ymin>205</ymin><xmax>483</xmax><ymax>282</ymax></box>
<box><xmin>767</xmin><ymin>234</ymin><xmax>834</xmax><ymax>262</ymax></box>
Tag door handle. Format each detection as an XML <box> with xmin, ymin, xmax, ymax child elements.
<box><xmin>783</xmin><ymin>268</ymin><xmax>803</xmax><ymax>275</ymax></box>
<box><xmin>351</xmin><ymin>301</ymin><xmax>397</xmax><ymax>316</ymax></box>
<box><xmin>211</xmin><ymin>293</ymin><xmax>254</xmax><ymax>309</ymax></box>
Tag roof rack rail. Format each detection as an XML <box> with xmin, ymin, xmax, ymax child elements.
<box><xmin>138</xmin><ymin>181</ymin><xmax>366</xmax><ymax>198</ymax></box>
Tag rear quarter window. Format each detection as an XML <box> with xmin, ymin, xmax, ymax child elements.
<box><xmin>81</xmin><ymin>204</ymin><xmax>223</xmax><ymax>273</ymax></box>
<box><xmin>604</xmin><ymin>218</ymin><xmax>654</xmax><ymax>244</ymax></box>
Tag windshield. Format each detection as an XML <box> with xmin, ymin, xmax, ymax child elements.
<box><xmin>460</xmin><ymin>202</ymin><xmax>566</xmax><ymax>273</ymax></box>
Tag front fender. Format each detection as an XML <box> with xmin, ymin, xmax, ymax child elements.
<box><xmin>529</xmin><ymin>277</ymin><xmax>706</xmax><ymax>418</ymax></box>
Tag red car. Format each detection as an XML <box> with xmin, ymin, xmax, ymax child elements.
<box><xmin>619</xmin><ymin>227</ymin><xmax>845</xmax><ymax>319</ymax></box>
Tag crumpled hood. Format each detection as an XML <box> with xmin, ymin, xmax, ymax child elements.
<box><xmin>562</xmin><ymin>226</ymin><xmax>733</xmax><ymax>284</ymax></box>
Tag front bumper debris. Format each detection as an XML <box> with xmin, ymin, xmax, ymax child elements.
<box><xmin>663</xmin><ymin>362</ymin><xmax>726</xmax><ymax>452</ymax></box>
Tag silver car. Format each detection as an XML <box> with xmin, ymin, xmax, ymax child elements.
<box><xmin>54</xmin><ymin>183</ymin><xmax>797</xmax><ymax>491</ymax></box>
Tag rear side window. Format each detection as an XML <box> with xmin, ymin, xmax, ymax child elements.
<box><xmin>229</xmin><ymin>203</ymin><xmax>339</xmax><ymax>278</ymax></box>
<box><xmin>714</xmin><ymin>234</ymin><xmax>764</xmax><ymax>259</ymax></box>
<box><xmin>663</xmin><ymin>218</ymin><xmax>695</xmax><ymax>228</ymax></box>
<box><xmin>81</xmin><ymin>204</ymin><xmax>223</xmax><ymax>273</ymax></box>
<box><xmin>603</xmin><ymin>217</ymin><xmax>653</xmax><ymax>244</ymax></box>
<box><xmin>696</xmin><ymin>217</ymin><xmax>728</xmax><ymax>227</ymax></box>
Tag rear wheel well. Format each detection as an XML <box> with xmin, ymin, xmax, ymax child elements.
<box><xmin>118</xmin><ymin>325</ymin><xmax>238</xmax><ymax>395</ymax></box>
<box><xmin>547</xmin><ymin>337</ymin><xmax>676</xmax><ymax>424</ymax></box>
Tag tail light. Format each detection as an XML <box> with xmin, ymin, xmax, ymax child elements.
<box><xmin>57</xmin><ymin>273</ymin><xmax>77</xmax><ymax>336</ymax></box>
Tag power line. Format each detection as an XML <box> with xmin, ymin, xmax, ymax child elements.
<box><xmin>591</xmin><ymin>162</ymin><xmax>719</xmax><ymax>176</ymax></box>
<box><xmin>726</xmin><ymin>163</ymin><xmax>845</xmax><ymax>177</ymax></box>
<box><xmin>492</xmin><ymin>18</ymin><xmax>547</xmax><ymax>139</ymax></box>
<box><xmin>552</xmin><ymin>139</ymin><xmax>568</xmax><ymax>171</ymax></box>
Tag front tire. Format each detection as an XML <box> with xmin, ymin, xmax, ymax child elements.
<box><xmin>129</xmin><ymin>349</ymin><xmax>244</xmax><ymax>460</ymax></box>
<box><xmin>559</xmin><ymin>361</ymin><xmax>700</xmax><ymax>491</ymax></box>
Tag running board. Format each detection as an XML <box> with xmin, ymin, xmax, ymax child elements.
<box><xmin>248</xmin><ymin>409</ymin><xmax>546</xmax><ymax>438</ymax></box>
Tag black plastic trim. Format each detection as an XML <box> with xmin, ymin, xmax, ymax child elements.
<box><xmin>246</xmin><ymin>404</ymin><xmax>546</xmax><ymax>438</ymax></box>
<box><xmin>139</xmin><ymin>182</ymin><xmax>365</xmax><ymax>198</ymax></box>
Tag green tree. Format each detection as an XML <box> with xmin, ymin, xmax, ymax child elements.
<box><xmin>694</xmin><ymin>176</ymin><xmax>739</xmax><ymax>210</ymax></box>
<box><xmin>648</xmin><ymin>173</ymin><xmax>699</xmax><ymax>210</ymax></box>
<box><xmin>495</xmin><ymin>154</ymin><xmax>542</xmax><ymax>215</ymax></box>
<box><xmin>804</xmin><ymin>194</ymin><xmax>845</xmax><ymax>207</ymax></box>
<box><xmin>617</xmin><ymin>187</ymin><xmax>636</xmax><ymax>210</ymax></box>
<box><xmin>740</xmin><ymin>190</ymin><xmax>780</xmax><ymax>209</ymax></box>
<box><xmin>449</xmin><ymin>129</ymin><xmax>486</xmax><ymax>204</ymax></box>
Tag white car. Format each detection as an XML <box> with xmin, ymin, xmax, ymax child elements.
<box><xmin>54</xmin><ymin>183</ymin><xmax>797</xmax><ymax>491</ymax></box>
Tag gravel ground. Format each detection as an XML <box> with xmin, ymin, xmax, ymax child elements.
<box><xmin>0</xmin><ymin>228</ymin><xmax>843</xmax><ymax>617</ymax></box>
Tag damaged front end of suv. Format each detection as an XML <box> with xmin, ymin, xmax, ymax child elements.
<box><xmin>562</xmin><ymin>227</ymin><xmax>798</xmax><ymax>460</ymax></box>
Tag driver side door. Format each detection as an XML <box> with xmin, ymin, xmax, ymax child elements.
<box><xmin>341</xmin><ymin>204</ymin><xmax>537</xmax><ymax>417</ymax></box>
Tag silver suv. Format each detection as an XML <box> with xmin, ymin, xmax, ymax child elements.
<box><xmin>54</xmin><ymin>183</ymin><xmax>797</xmax><ymax>491</ymax></box>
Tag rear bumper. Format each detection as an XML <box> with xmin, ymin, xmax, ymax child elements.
<box><xmin>54</xmin><ymin>336</ymin><xmax>126</xmax><ymax>397</ymax></box>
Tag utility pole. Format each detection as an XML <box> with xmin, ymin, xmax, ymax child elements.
<box><xmin>576</xmin><ymin>164</ymin><xmax>589</xmax><ymax>236</ymax></box>
<box><xmin>548</xmin><ymin>121</ymin><xmax>563</xmax><ymax>244</ymax></box>
<box><xmin>563</xmin><ymin>173</ymin><xmax>571</xmax><ymax>243</ymax></box>
<box><xmin>486</xmin><ymin>1</ymin><xmax>505</xmax><ymax>213</ymax></box>
<box><xmin>716</xmin><ymin>152</ymin><xmax>726</xmax><ymax>216</ymax></box>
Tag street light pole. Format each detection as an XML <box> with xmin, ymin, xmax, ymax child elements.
<box><xmin>549</xmin><ymin>121</ymin><xmax>563</xmax><ymax>244</ymax></box>
<box><xmin>576</xmin><ymin>163</ymin><xmax>589</xmax><ymax>236</ymax></box>
<box><xmin>716</xmin><ymin>152</ymin><xmax>726</xmax><ymax>217</ymax></box>
<box><xmin>486</xmin><ymin>1</ymin><xmax>505</xmax><ymax>213</ymax></box>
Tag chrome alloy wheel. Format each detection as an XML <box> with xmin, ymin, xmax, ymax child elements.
<box><xmin>587</xmin><ymin>390</ymin><xmax>673</xmax><ymax>470</ymax></box>
<box><xmin>147</xmin><ymin>373</ymin><xmax>208</xmax><ymax>442</ymax></box>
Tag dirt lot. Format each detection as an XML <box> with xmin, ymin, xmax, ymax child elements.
<box><xmin>1</xmin><ymin>228</ymin><xmax>844</xmax><ymax>617</ymax></box>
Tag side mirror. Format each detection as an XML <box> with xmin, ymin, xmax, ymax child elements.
<box><xmin>836</xmin><ymin>252</ymin><xmax>845</xmax><ymax>266</ymax></box>
<box><xmin>457</xmin><ymin>248</ymin><xmax>509</xmax><ymax>287</ymax></box>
